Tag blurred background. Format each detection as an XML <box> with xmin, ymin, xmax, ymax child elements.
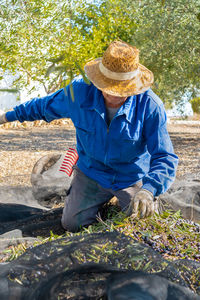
<box><xmin>0</xmin><ymin>0</ymin><xmax>199</xmax><ymax>117</ymax></box>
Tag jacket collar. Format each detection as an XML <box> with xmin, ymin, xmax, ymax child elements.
<box><xmin>117</xmin><ymin>95</ymin><xmax>137</xmax><ymax>123</ymax></box>
<box><xmin>80</xmin><ymin>84</ymin><xmax>137</xmax><ymax>123</ymax></box>
<box><xmin>80</xmin><ymin>84</ymin><xmax>103</xmax><ymax>110</ymax></box>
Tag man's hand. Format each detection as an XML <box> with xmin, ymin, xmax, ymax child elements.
<box><xmin>126</xmin><ymin>189</ymin><xmax>155</xmax><ymax>218</ymax></box>
<box><xmin>0</xmin><ymin>112</ymin><xmax>7</xmax><ymax>125</ymax></box>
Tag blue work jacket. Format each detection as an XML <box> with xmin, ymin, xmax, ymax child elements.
<box><xmin>6</xmin><ymin>77</ymin><xmax>178</xmax><ymax>196</ymax></box>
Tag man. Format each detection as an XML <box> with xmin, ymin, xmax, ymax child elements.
<box><xmin>0</xmin><ymin>41</ymin><xmax>178</xmax><ymax>232</ymax></box>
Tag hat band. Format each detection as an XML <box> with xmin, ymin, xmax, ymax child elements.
<box><xmin>99</xmin><ymin>61</ymin><xmax>139</xmax><ymax>81</ymax></box>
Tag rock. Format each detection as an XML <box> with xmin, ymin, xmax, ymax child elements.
<box><xmin>0</xmin><ymin>229</ymin><xmax>39</xmax><ymax>252</ymax></box>
<box><xmin>31</xmin><ymin>153</ymin><xmax>73</xmax><ymax>207</ymax></box>
<box><xmin>31</xmin><ymin>153</ymin><xmax>200</xmax><ymax>222</ymax></box>
<box><xmin>0</xmin><ymin>186</ymin><xmax>46</xmax><ymax>209</ymax></box>
<box><xmin>160</xmin><ymin>173</ymin><xmax>200</xmax><ymax>222</ymax></box>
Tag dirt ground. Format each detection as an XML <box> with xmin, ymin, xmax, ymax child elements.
<box><xmin>0</xmin><ymin>120</ymin><xmax>200</xmax><ymax>188</ymax></box>
<box><xmin>0</xmin><ymin>120</ymin><xmax>76</xmax><ymax>187</ymax></box>
<box><xmin>167</xmin><ymin>121</ymin><xmax>200</xmax><ymax>177</ymax></box>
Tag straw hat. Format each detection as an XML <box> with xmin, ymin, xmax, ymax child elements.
<box><xmin>84</xmin><ymin>40</ymin><xmax>154</xmax><ymax>97</ymax></box>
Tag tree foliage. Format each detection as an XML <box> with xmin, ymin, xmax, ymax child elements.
<box><xmin>190</xmin><ymin>97</ymin><xmax>200</xmax><ymax>114</ymax></box>
<box><xmin>131</xmin><ymin>0</ymin><xmax>200</xmax><ymax>104</ymax></box>
<box><xmin>0</xmin><ymin>0</ymin><xmax>86</xmax><ymax>94</ymax></box>
<box><xmin>0</xmin><ymin>0</ymin><xmax>199</xmax><ymax>104</ymax></box>
<box><xmin>0</xmin><ymin>0</ymin><xmax>137</xmax><ymax>95</ymax></box>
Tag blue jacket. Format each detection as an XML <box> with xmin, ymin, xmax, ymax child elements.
<box><xmin>6</xmin><ymin>77</ymin><xmax>178</xmax><ymax>196</ymax></box>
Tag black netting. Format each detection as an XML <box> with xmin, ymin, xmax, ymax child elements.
<box><xmin>0</xmin><ymin>204</ymin><xmax>65</xmax><ymax>237</ymax></box>
<box><xmin>0</xmin><ymin>231</ymin><xmax>200</xmax><ymax>300</ymax></box>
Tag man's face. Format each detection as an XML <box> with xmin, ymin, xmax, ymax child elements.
<box><xmin>102</xmin><ymin>92</ymin><xmax>127</xmax><ymax>108</ymax></box>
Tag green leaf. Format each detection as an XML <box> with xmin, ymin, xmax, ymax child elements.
<box><xmin>69</xmin><ymin>83</ymin><xmax>75</xmax><ymax>102</ymax></box>
<box><xmin>45</xmin><ymin>64</ymin><xmax>56</xmax><ymax>78</ymax></box>
<box><xmin>75</xmin><ymin>62</ymin><xmax>90</xmax><ymax>85</ymax></box>
<box><xmin>0</xmin><ymin>88</ymin><xmax>19</xmax><ymax>93</ymax></box>
<box><xmin>47</xmin><ymin>55</ymin><xmax>65</xmax><ymax>63</ymax></box>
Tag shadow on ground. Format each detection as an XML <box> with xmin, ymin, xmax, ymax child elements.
<box><xmin>0</xmin><ymin>127</ymin><xmax>76</xmax><ymax>151</ymax></box>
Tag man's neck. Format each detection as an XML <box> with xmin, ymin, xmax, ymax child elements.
<box><xmin>105</xmin><ymin>102</ymin><xmax>124</xmax><ymax>109</ymax></box>
<box><xmin>102</xmin><ymin>91</ymin><xmax>128</xmax><ymax>109</ymax></box>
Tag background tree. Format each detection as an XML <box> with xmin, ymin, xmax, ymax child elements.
<box><xmin>0</xmin><ymin>0</ymin><xmax>199</xmax><ymax>107</ymax></box>
<box><xmin>130</xmin><ymin>0</ymin><xmax>200</xmax><ymax>105</ymax></box>
<box><xmin>191</xmin><ymin>97</ymin><xmax>200</xmax><ymax>114</ymax></box>
<box><xmin>0</xmin><ymin>0</ymin><xmax>137</xmax><ymax>95</ymax></box>
<box><xmin>0</xmin><ymin>0</ymin><xmax>86</xmax><ymax>94</ymax></box>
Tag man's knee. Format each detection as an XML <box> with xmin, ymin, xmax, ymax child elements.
<box><xmin>61</xmin><ymin>213</ymin><xmax>81</xmax><ymax>233</ymax></box>
<box><xmin>61</xmin><ymin>209</ymin><xmax>95</xmax><ymax>233</ymax></box>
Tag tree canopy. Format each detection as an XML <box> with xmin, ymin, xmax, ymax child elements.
<box><xmin>0</xmin><ymin>0</ymin><xmax>199</xmax><ymax>105</ymax></box>
<box><xmin>131</xmin><ymin>0</ymin><xmax>200</xmax><ymax>105</ymax></box>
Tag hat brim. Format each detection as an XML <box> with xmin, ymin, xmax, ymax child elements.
<box><xmin>84</xmin><ymin>58</ymin><xmax>154</xmax><ymax>97</ymax></box>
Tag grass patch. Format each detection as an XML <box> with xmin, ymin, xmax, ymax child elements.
<box><xmin>2</xmin><ymin>208</ymin><xmax>200</xmax><ymax>263</ymax></box>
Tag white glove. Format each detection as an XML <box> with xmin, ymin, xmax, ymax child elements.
<box><xmin>0</xmin><ymin>111</ymin><xmax>7</xmax><ymax>125</ymax></box>
<box><xmin>126</xmin><ymin>189</ymin><xmax>155</xmax><ymax>218</ymax></box>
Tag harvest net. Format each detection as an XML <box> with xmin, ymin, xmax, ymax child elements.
<box><xmin>0</xmin><ymin>227</ymin><xmax>200</xmax><ymax>299</ymax></box>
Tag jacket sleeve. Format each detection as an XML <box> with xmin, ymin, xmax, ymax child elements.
<box><xmin>142</xmin><ymin>103</ymin><xmax>178</xmax><ymax>196</ymax></box>
<box><xmin>5</xmin><ymin>87</ymin><xmax>73</xmax><ymax>123</ymax></box>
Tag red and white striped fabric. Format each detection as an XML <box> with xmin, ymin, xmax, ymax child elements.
<box><xmin>59</xmin><ymin>148</ymin><xmax>79</xmax><ymax>176</ymax></box>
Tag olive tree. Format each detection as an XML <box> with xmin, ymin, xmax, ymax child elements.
<box><xmin>129</xmin><ymin>0</ymin><xmax>200</xmax><ymax>105</ymax></box>
<box><xmin>0</xmin><ymin>0</ymin><xmax>199</xmax><ymax>106</ymax></box>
